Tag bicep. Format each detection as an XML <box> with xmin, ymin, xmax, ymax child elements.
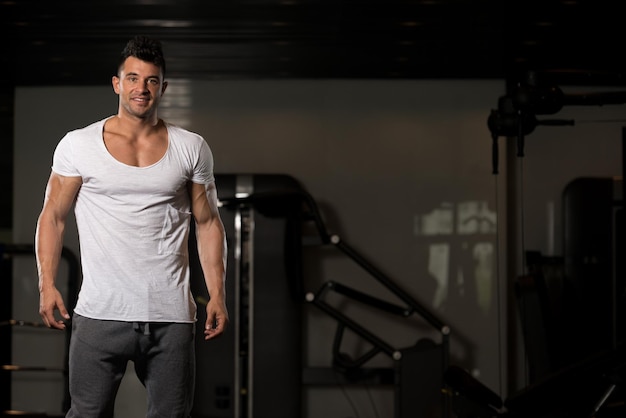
<box><xmin>189</xmin><ymin>181</ymin><xmax>220</xmax><ymax>225</ymax></box>
<box><xmin>41</xmin><ymin>172</ymin><xmax>82</xmax><ymax>220</ymax></box>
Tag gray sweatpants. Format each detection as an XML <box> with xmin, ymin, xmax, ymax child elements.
<box><xmin>66</xmin><ymin>313</ymin><xmax>196</xmax><ymax>418</ymax></box>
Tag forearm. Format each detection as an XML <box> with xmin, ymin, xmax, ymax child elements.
<box><xmin>35</xmin><ymin>213</ymin><xmax>67</xmax><ymax>291</ymax></box>
<box><xmin>36</xmin><ymin>211</ymin><xmax>71</xmax><ymax>328</ymax></box>
<box><xmin>195</xmin><ymin>218</ymin><xmax>227</xmax><ymax>300</ymax></box>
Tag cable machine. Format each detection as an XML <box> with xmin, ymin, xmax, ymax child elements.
<box><xmin>446</xmin><ymin>70</ymin><xmax>626</xmax><ymax>418</ymax></box>
<box><xmin>217</xmin><ymin>174</ymin><xmax>451</xmax><ymax>418</ymax></box>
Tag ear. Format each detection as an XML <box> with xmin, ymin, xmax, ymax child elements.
<box><xmin>161</xmin><ymin>80</ymin><xmax>168</xmax><ymax>94</ymax></box>
<box><xmin>112</xmin><ymin>75</ymin><xmax>120</xmax><ymax>94</ymax></box>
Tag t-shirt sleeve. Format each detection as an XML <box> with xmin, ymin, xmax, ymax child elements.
<box><xmin>51</xmin><ymin>134</ymin><xmax>81</xmax><ymax>177</ymax></box>
<box><xmin>192</xmin><ymin>139</ymin><xmax>215</xmax><ymax>185</ymax></box>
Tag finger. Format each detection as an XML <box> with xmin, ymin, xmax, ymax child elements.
<box><xmin>45</xmin><ymin>315</ymin><xmax>65</xmax><ymax>330</ymax></box>
<box><xmin>204</xmin><ymin>328</ymin><xmax>221</xmax><ymax>340</ymax></box>
<box><xmin>204</xmin><ymin>320</ymin><xmax>224</xmax><ymax>340</ymax></box>
<box><xmin>58</xmin><ymin>305</ymin><xmax>70</xmax><ymax>320</ymax></box>
<box><xmin>205</xmin><ymin>312</ymin><xmax>216</xmax><ymax>330</ymax></box>
<box><xmin>40</xmin><ymin>310</ymin><xmax>54</xmax><ymax>327</ymax></box>
<box><xmin>40</xmin><ymin>315</ymin><xmax>50</xmax><ymax>328</ymax></box>
<box><xmin>51</xmin><ymin>319</ymin><xmax>66</xmax><ymax>330</ymax></box>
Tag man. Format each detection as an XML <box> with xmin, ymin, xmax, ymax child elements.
<box><xmin>35</xmin><ymin>35</ymin><xmax>228</xmax><ymax>417</ymax></box>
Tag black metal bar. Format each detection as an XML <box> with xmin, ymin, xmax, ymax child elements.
<box><xmin>311</xmin><ymin>297</ymin><xmax>398</xmax><ymax>359</ymax></box>
<box><xmin>0</xmin><ymin>320</ymin><xmax>47</xmax><ymax>328</ymax></box>
<box><xmin>331</xmin><ymin>323</ymin><xmax>383</xmax><ymax>369</ymax></box>
<box><xmin>609</xmin><ymin>130</ymin><xmax>626</xmax><ymax>349</ymax></box>
<box><xmin>1</xmin><ymin>365</ymin><xmax>65</xmax><ymax>372</ymax></box>
<box><xmin>220</xmin><ymin>190</ymin><xmax>332</xmax><ymax>244</ymax></box>
<box><xmin>333</xmin><ymin>238</ymin><xmax>447</xmax><ymax>332</ymax></box>
<box><xmin>326</xmin><ymin>281</ymin><xmax>409</xmax><ymax>317</ymax></box>
<box><xmin>0</xmin><ymin>244</ymin><xmax>12</xmax><ymax>411</ymax></box>
<box><xmin>1</xmin><ymin>245</ymin><xmax>79</xmax><ymax>302</ymax></box>
<box><xmin>1</xmin><ymin>243</ymin><xmax>79</xmax><ymax>414</ymax></box>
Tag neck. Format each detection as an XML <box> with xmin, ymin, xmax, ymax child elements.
<box><xmin>115</xmin><ymin>111</ymin><xmax>161</xmax><ymax>134</ymax></box>
<box><xmin>109</xmin><ymin>114</ymin><xmax>163</xmax><ymax>137</ymax></box>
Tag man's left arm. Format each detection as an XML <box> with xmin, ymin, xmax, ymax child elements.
<box><xmin>189</xmin><ymin>181</ymin><xmax>229</xmax><ymax>340</ymax></box>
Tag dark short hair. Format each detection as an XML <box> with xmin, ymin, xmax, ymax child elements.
<box><xmin>117</xmin><ymin>35</ymin><xmax>166</xmax><ymax>76</ymax></box>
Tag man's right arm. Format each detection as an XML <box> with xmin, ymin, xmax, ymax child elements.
<box><xmin>35</xmin><ymin>172</ymin><xmax>82</xmax><ymax>329</ymax></box>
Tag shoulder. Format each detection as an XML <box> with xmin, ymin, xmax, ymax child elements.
<box><xmin>166</xmin><ymin>122</ymin><xmax>204</xmax><ymax>143</ymax></box>
<box><xmin>53</xmin><ymin>118</ymin><xmax>111</xmax><ymax>169</ymax></box>
<box><xmin>166</xmin><ymin>122</ymin><xmax>211</xmax><ymax>157</ymax></box>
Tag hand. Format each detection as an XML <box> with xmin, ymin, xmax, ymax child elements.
<box><xmin>39</xmin><ymin>286</ymin><xmax>70</xmax><ymax>330</ymax></box>
<box><xmin>204</xmin><ymin>297</ymin><xmax>229</xmax><ymax>340</ymax></box>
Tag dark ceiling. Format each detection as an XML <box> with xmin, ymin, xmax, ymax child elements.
<box><xmin>2</xmin><ymin>0</ymin><xmax>626</xmax><ymax>87</ymax></box>
<box><xmin>1</xmin><ymin>0</ymin><xmax>626</xmax><ymax>228</ymax></box>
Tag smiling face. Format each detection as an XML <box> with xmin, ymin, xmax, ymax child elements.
<box><xmin>112</xmin><ymin>56</ymin><xmax>168</xmax><ymax>121</ymax></box>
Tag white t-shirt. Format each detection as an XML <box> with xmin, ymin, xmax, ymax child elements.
<box><xmin>52</xmin><ymin>117</ymin><xmax>215</xmax><ymax>323</ymax></box>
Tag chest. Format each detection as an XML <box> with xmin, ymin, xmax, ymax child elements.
<box><xmin>103</xmin><ymin>134</ymin><xmax>168</xmax><ymax>168</ymax></box>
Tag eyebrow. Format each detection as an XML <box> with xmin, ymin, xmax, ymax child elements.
<box><xmin>125</xmin><ymin>72</ymin><xmax>160</xmax><ymax>80</ymax></box>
